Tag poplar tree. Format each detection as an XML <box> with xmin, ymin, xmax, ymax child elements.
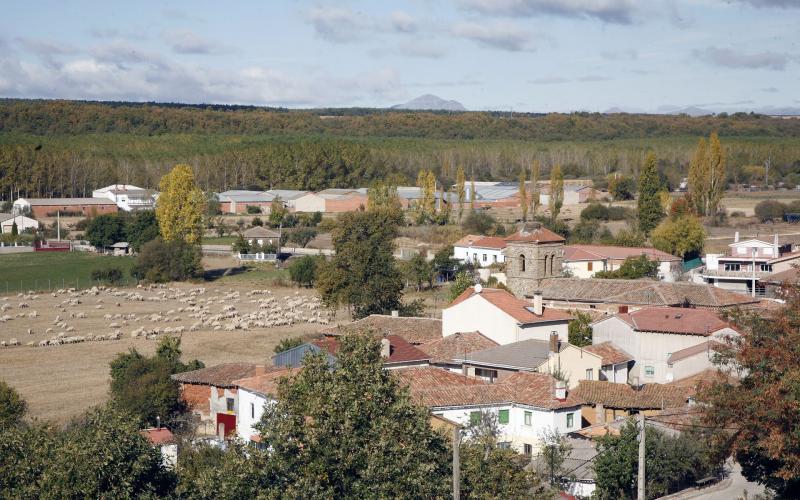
<box><xmin>470</xmin><ymin>175</ymin><xmax>476</xmax><ymax>211</ymax></box>
<box><xmin>455</xmin><ymin>165</ymin><xmax>466</xmax><ymax>221</ymax></box>
<box><xmin>548</xmin><ymin>165</ymin><xmax>564</xmax><ymax>222</ymax></box>
<box><xmin>688</xmin><ymin>137</ymin><xmax>708</xmax><ymax>215</ymax></box>
<box><xmin>518</xmin><ymin>167</ymin><xmax>529</xmax><ymax>222</ymax></box>
<box><xmin>707</xmin><ymin>132</ymin><xmax>726</xmax><ymax>218</ymax></box>
<box><xmin>637</xmin><ymin>152</ymin><xmax>666</xmax><ymax>235</ymax></box>
<box><xmin>530</xmin><ymin>160</ymin><xmax>541</xmax><ymax>216</ymax></box>
<box><xmin>687</xmin><ymin>133</ymin><xmax>726</xmax><ymax>217</ymax></box>
<box><xmin>156</xmin><ymin>164</ymin><xmax>206</xmax><ymax>245</ymax></box>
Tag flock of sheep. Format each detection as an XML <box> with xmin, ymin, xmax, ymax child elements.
<box><xmin>0</xmin><ymin>284</ymin><xmax>330</xmax><ymax>348</ymax></box>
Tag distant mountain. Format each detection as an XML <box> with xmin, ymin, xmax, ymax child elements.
<box><xmin>392</xmin><ymin>94</ymin><xmax>466</xmax><ymax>112</ymax></box>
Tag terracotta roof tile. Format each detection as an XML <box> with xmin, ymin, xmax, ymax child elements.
<box><xmin>419</xmin><ymin>332</ymin><xmax>498</xmax><ymax>364</ymax></box>
<box><xmin>584</xmin><ymin>342</ymin><xmax>633</xmax><ymax>366</ymax></box>
<box><xmin>573</xmin><ymin>380</ymin><xmax>691</xmax><ymax>409</ymax></box>
<box><xmin>449</xmin><ymin>287</ymin><xmax>573</xmax><ymax>324</ymax></box>
<box><xmin>564</xmin><ymin>244</ymin><xmax>681</xmax><ymax>263</ymax></box>
<box><xmin>313</xmin><ymin>334</ymin><xmax>430</xmax><ymax>365</ymax></box>
<box><xmin>667</xmin><ymin>340</ymin><xmax>725</xmax><ymax>364</ymax></box>
<box><xmin>394</xmin><ymin>366</ymin><xmax>486</xmax><ymax>392</ymax></box>
<box><xmin>615</xmin><ymin>307</ymin><xmax>731</xmax><ymax>336</ymax></box>
<box><xmin>539</xmin><ymin>278</ymin><xmax>758</xmax><ymax>308</ymax></box>
<box><xmin>171</xmin><ymin>363</ymin><xmax>261</xmax><ymax>388</ymax></box>
<box><xmin>505</xmin><ymin>225</ymin><xmax>565</xmax><ymax>244</ymax></box>
<box><xmin>140</xmin><ymin>428</ymin><xmax>175</xmax><ymax>445</ymax></box>
<box><xmin>318</xmin><ymin>315</ymin><xmax>442</xmax><ymax>344</ymax></box>
<box><xmin>234</xmin><ymin>367</ymin><xmax>297</xmax><ymax>397</ymax></box>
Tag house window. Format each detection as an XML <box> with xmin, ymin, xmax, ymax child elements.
<box><xmin>498</xmin><ymin>409</ymin><xmax>509</xmax><ymax>424</ymax></box>
<box><xmin>250</xmin><ymin>402</ymin><xmax>255</xmax><ymax>419</ymax></box>
<box><xmin>482</xmin><ymin>253</ymin><xmax>487</xmax><ymax>262</ymax></box>
<box><xmin>566</xmin><ymin>412</ymin><xmax>574</xmax><ymax>428</ymax></box>
<box><xmin>226</xmin><ymin>397</ymin><xmax>235</xmax><ymax>412</ymax></box>
<box><xmin>520</xmin><ymin>254</ymin><xmax>526</xmax><ymax>272</ymax></box>
<box><xmin>585</xmin><ymin>368</ymin><xmax>593</xmax><ymax>381</ymax></box>
<box><xmin>524</xmin><ymin>411</ymin><xmax>532</xmax><ymax>426</ymax></box>
<box><xmin>760</xmin><ymin>264</ymin><xmax>773</xmax><ymax>272</ymax></box>
<box><xmin>493</xmin><ymin>254</ymin><xmax>498</xmax><ymax>262</ymax></box>
<box><xmin>498</xmin><ymin>442</ymin><xmax>511</xmax><ymax>449</ymax></box>
<box><xmin>587</xmin><ymin>261</ymin><xmax>593</xmax><ymax>271</ymax></box>
<box><xmin>724</xmin><ymin>263</ymin><xmax>741</xmax><ymax>272</ymax></box>
<box><xmin>470</xmin><ymin>411</ymin><xmax>481</xmax><ymax>425</ymax></box>
<box><xmin>644</xmin><ymin>366</ymin><xmax>655</xmax><ymax>377</ymax></box>
<box><xmin>475</xmin><ymin>368</ymin><xmax>498</xmax><ymax>383</ymax></box>
<box><xmin>524</xmin><ymin>444</ymin><xmax>533</xmax><ymax>456</ymax></box>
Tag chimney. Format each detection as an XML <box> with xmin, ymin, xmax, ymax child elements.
<box><xmin>533</xmin><ymin>291</ymin><xmax>543</xmax><ymax>315</ymax></box>
<box><xmin>595</xmin><ymin>403</ymin><xmax>606</xmax><ymax>424</ymax></box>
<box><xmin>391</xmin><ymin>310</ymin><xmax>399</xmax><ymax>318</ymax></box>
<box><xmin>734</xmin><ymin>231</ymin><xmax>740</xmax><ymax>243</ymax></box>
<box><xmin>254</xmin><ymin>365</ymin><xmax>265</xmax><ymax>377</ymax></box>
<box><xmin>380</xmin><ymin>338</ymin><xmax>391</xmax><ymax>359</ymax></box>
<box><xmin>549</xmin><ymin>331</ymin><xmax>559</xmax><ymax>354</ymax></box>
<box><xmin>554</xmin><ymin>380</ymin><xmax>567</xmax><ymax>401</ymax></box>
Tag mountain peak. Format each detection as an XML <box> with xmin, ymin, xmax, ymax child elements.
<box><xmin>391</xmin><ymin>94</ymin><xmax>466</xmax><ymax>112</ymax></box>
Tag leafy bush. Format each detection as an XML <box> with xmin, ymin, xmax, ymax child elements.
<box><xmin>251</xmin><ymin>217</ymin><xmax>263</xmax><ymax>227</ymax></box>
<box><xmin>91</xmin><ymin>267</ymin><xmax>124</xmax><ymax>284</ymax></box>
<box><xmin>86</xmin><ymin>214</ymin><xmax>126</xmax><ymax>248</ymax></box>
<box><xmin>131</xmin><ymin>238</ymin><xmax>204</xmax><ymax>283</ymax></box>
<box><xmin>462</xmin><ymin>210</ymin><xmax>497</xmax><ymax>235</ymax></box>
<box><xmin>755</xmin><ymin>200</ymin><xmax>787</xmax><ymax>222</ymax></box>
<box><xmin>288</xmin><ymin>255</ymin><xmax>320</xmax><ymax>287</ymax></box>
<box><xmin>581</xmin><ymin>203</ymin><xmax>610</xmax><ymax>221</ymax></box>
<box><xmin>246</xmin><ymin>205</ymin><xmax>262</xmax><ymax>214</ymax></box>
<box><xmin>274</xmin><ymin>337</ymin><xmax>304</xmax><ymax>354</ymax></box>
<box><xmin>595</xmin><ymin>255</ymin><xmax>659</xmax><ymax>279</ymax></box>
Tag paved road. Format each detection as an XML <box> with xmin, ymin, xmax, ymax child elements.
<box><xmin>662</xmin><ymin>461</ymin><xmax>766</xmax><ymax>500</ymax></box>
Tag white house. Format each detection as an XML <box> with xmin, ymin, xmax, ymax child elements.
<box><xmin>701</xmin><ymin>232</ymin><xmax>799</xmax><ymax>296</ymax></box>
<box><xmin>563</xmin><ymin>244</ymin><xmax>682</xmax><ymax>281</ymax></box>
<box><xmin>591</xmin><ymin>307</ymin><xmax>738</xmax><ymax>383</ymax></box>
<box><xmin>233</xmin><ymin>368</ymin><xmax>295</xmax><ymax>444</ymax></box>
<box><xmin>0</xmin><ymin>213</ymin><xmax>39</xmax><ymax>234</ymax></box>
<box><xmin>452</xmin><ymin>234</ymin><xmax>507</xmax><ymax>267</ymax></box>
<box><xmin>92</xmin><ymin>184</ymin><xmax>157</xmax><ymax>211</ymax></box>
<box><xmin>583</xmin><ymin>342</ymin><xmax>633</xmax><ymax>384</ymax></box>
<box><xmin>399</xmin><ymin>367</ymin><xmax>583</xmax><ymax>455</ymax></box>
<box><xmin>443</xmin><ymin>286</ymin><xmax>572</xmax><ymax>345</ymax></box>
<box><xmin>242</xmin><ymin>226</ymin><xmax>280</xmax><ymax>247</ymax></box>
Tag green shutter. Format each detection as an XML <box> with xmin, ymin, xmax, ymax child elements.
<box><xmin>470</xmin><ymin>411</ymin><xmax>480</xmax><ymax>425</ymax></box>
<box><xmin>498</xmin><ymin>409</ymin><xmax>509</xmax><ymax>424</ymax></box>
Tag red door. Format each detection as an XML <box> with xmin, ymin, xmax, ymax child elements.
<box><xmin>216</xmin><ymin>413</ymin><xmax>237</xmax><ymax>438</ymax></box>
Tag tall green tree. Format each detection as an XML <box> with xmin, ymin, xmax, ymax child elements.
<box><xmin>519</xmin><ymin>167</ymin><xmax>529</xmax><ymax>222</ymax></box>
<box><xmin>688</xmin><ymin>137</ymin><xmax>708</xmax><ymax>215</ymax></box>
<box><xmin>549</xmin><ymin>165</ymin><xmax>564</xmax><ymax>221</ymax></box>
<box><xmin>594</xmin><ymin>255</ymin><xmax>660</xmax><ymax>280</ymax></box>
<box><xmin>367</xmin><ymin>181</ymin><xmax>402</xmax><ymax>216</ymax></box>
<box><xmin>637</xmin><ymin>152</ymin><xmax>666</xmax><ymax>235</ymax></box>
<box><xmin>402</xmin><ymin>253</ymin><xmax>434</xmax><ymax>291</ymax></box>
<box><xmin>316</xmin><ymin>210</ymin><xmax>404</xmax><ymax>319</ymax></box>
<box><xmin>456</xmin><ymin>165</ymin><xmax>467</xmax><ymax>221</ymax></box>
<box><xmin>706</xmin><ymin>132</ymin><xmax>727</xmax><ymax>218</ymax></box>
<box><xmin>156</xmin><ymin>164</ymin><xmax>206</xmax><ymax>245</ymax></box>
<box><xmin>85</xmin><ymin>213</ymin><xmax>126</xmax><ymax>249</ymax></box>
<box><xmin>288</xmin><ymin>255</ymin><xmax>320</xmax><ymax>288</ymax></box>
<box><xmin>568</xmin><ymin>311</ymin><xmax>593</xmax><ymax>347</ymax></box>
<box><xmin>255</xmin><ymin>333</ymin><xmax>450</xmax><ymax>498</ymax></box>
<box><xmin>650</xmin><ymin>214</ymin><xmax>705</xmax><ymax>259</ymax></box>
<box><xmin>125</xmin><ymin>210</ymin><xmax>160</xmax><ymax>251</ymax></box>
<box><xmin>530</xmin><ymin>160</ymin><xmax>541</xmax><ymax>216</ymax></box>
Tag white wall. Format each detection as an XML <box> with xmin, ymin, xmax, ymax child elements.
<box><xmin>600</xmin><ymin>362</ymin><xmax>629</xmax><ymax>384</ymax></box>
<box><xmin>453</xmin><ymin>246</ymin><xmax>505</xmax><ymax>268</ymax></box>
<box><xmin>592</xmin><ymin>317</ymin><xmax>737</xmax><ymax>383</ymax></box>
<box><xmin>0</xmin><ymin>215</ymin><xmax>38</xmax><ymax>234</ymax></box>
<box><xmin>518</xmin><ymin>322</ymin><xmax>569</xmax><ymax>343</ymax></box>
<box><xmin>293</xmin><ymin>194</ymin><xmax>326</xmax><ymax>213</ymax></box>
<box><xmin>433</xmin><ymin>404</ymin><xmax>581</xmax><ymax>453</ymax></box>
<box><xmin>563</xmin><ymin>260</ymin><xmax>602</xmax><ymax>279</ymax></box>
<box><xmin>236</xmin><ymin>388</ymin><xmax>274</xmax><ymax>442</ymax></box>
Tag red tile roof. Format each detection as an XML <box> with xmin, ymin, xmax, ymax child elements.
<box><xmin>564</xmin><ymin>244</ymin><xmax>681</xmax><ymax>263</ymax></box>
<box><xmin>140</xmin><ymin>428</ymin><xmax>175</xmax><ymax>445</ymax></box>
<box><xmin>234</xmin><ymin>367</ymin><xmax>297</xmax><ymax>397</ymax></box>
<box><xmin>171</xmin><ymin>363</ymin><xmax>262</xmax><ymax>388</ymax></box>
<box><xmin>573</xmin><ymin>380</ymin><xmax>691</xmax><ymax>409</ymax></box>
<box><xmin>666</xmin><ymin>368</ymin><xmax>734</xmax><ymax>397</ymax></box>
<box><xmin>584</xmin><ymin>342</ymin><xmax>633</xmax><ymax>366</ymax></box>
<box><xmin>453</xmin><ymin>234</ymin><xmax>483</xmax><ymax>247</ymax></box>
<box><xmin>614</xmin><ymin>307</ymin><xmax>732</xmax><ymax>336</ymax></box>
<box><xmin>505</xmin><ymin>225</ymin><xmax>565</xmax><ymax>244</ymax></box>
<box><xmin>313</xmin><ymin>334</ymin><xmax>430</xmax><ymax>365</ymax></box>
<box><xmin>398</xmin><ymin>368</ymin><xmax>583</xmax><ymax>410</ymax></box>
<box><xmin>419</xmin><ymin>332</ymin><xmax>499</xmax><ymax>364</ymax></box>
<box><xmin>449</xmin><ymin>287</ymin><xmax>573</xmax><ymax>324</ymax></box>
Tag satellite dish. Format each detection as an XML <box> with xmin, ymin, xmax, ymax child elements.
<box><xmin>474</xmin><ymin>284</ymin><xmax>483</xmax><ymax>294</ymax></box>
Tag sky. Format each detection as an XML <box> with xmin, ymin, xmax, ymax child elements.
<box><xmin>0</xmin><ymin>0</ymin><xmax>798</xmax><ymax>113</ymax></box>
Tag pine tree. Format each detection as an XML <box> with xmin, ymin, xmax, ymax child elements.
<box><xmin>637</xmin><ymin>152</ymin><xmax>666</xmax><ymax>235</ymax></box>
<box><xmin>530</xmin><ymin>160</ymin><xmax>541</xmax><ymax>216</ymax></box>
<box><xmin>518</xmin><ymin>167</ymin><xmax>528</xmax><ymax>222</ymax></box>
<box><xmin>455</xmin><ymin>165</ymin><xmax>466</xmax><ymax>221</ymax></box>
<box><xmin>548</xmin><ymin>165</ymin><xmax>564</xmax><ymax>222</ymax></box>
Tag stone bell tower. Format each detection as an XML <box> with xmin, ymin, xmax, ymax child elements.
<box><xmin>503</xmin><ymin>222</ymin><xmax>565</xmax><ymax>298</ymax></box>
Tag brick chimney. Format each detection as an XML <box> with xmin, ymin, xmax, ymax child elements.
<box><xmin>734</xmin><ymin>231</ymin><xmax>740</xmax><ymax>243</ymax></box>
<box><xmin>533</xmin><ymin>291</ymin><xmax>543</xmax><ymax>316</ymax></box>
<box><xmin>549</xmin><ymin>331</ymin><xmax>559</xmax><ymax>354</ymax></box>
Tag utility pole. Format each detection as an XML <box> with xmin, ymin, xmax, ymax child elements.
<box><xmin>452</xmin><ymin>426</ymin><xmax>461</xmax><ymax>500</ymax></box>
<box><xmin>637</xmin><ymin>412</ymin><xmax>646</xmax><ymax>500</ymax></box>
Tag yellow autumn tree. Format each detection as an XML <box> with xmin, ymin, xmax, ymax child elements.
<box><xmin>549</xmin><ymin>165</ymin><xmax>564</xmax><ymax>221</ymax></box>
<box><xmin>156</xmin><ymin>164</ymin><xmax>206</xmax><ymax>245</ymax></box>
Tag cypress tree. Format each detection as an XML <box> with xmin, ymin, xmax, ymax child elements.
<box><xmin>637</xmin><ymin>152</ymin><xmax>665</xmax><ymax>235</ymax></box>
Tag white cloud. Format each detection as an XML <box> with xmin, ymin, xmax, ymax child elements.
<box><xmin>304</xmin><ymin>6</ymin><xmax>371</xmax><ymax>43</ymax></box>
<box><xmin>162</xmin><ymin>30</ymin><xmax>230</xmax><ymax>55</ymax></box>
<box><xmin>451</xmin><ymin>21</ymin><xmax>533</xmax><ymax>51</ymax></box>
<box><xmin>694</xmin><ymin>46</ymin><xmax>790</xmax><ymax>70</ymax></box>
<box><xmin>390</xmin><ymin>11</ymin><xmax>418</xmax><ymax>33</ymax></box>
<box><xmin>459</xmin><ymin>0</ymin><xmax>638</xmax><ymax>24</ymax></box>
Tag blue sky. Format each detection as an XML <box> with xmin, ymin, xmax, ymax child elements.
<box><xmin>0</xmin><ymin>0</ymin><xmax>798</xmax><ymax>112</ymax></box>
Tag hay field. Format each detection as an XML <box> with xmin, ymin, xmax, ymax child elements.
<box><xmin>0</xmin><ymin>282</ymin><xmax>340</xmax><ymax>423</ymax></box>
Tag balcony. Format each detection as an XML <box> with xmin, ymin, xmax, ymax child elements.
<box><xmin>701</xmin><ymin>268</ymin><xmax>772</xmax><ymax>280</ymax></box>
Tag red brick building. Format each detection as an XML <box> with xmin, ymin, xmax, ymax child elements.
<box><xmin>13</xmin><ymin>197</ymin><xmax>119</xmax><ymax>218</ymax></box>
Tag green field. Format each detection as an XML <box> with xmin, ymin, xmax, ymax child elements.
<box><xmin>201</xmin><ymin>236</ymin><xmax>238</xmax><ymax>245</ymax></box>
<box><xmin>0</xmin><ymin>252</ymin><xmax>135</xmax><ymax>293</ymax></box>
<box><xmin>209</xmin><ymin>262</ymin><xmax>289</xmax><ymax>287</ymax></box>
